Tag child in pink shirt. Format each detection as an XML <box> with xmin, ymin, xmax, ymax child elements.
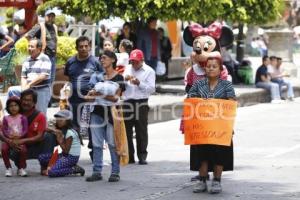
<box><xmin>1</xmin><ymin>97</ymin><xmax>28</xmax><ymax>177</ymax></box>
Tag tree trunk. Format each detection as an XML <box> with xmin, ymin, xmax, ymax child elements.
<box><xmin>245</xmin><ymin>25</ymin><xmax>258</xmax><ymax>55</ymax></box>
<box><xmin>236</xmin><ymin>23</ymin><xmax>244</xmax><ymax>63</ymax></box>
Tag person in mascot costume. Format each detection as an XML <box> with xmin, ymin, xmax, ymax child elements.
<box><xmin>183</xmin><ymin>21</ymin><xmax>234</xmax><ymax>93</ymax></box>
<box><xmin>182</xmin><ymin>21</ymin><xmax>235</xmax><ymax>185</ymax></box>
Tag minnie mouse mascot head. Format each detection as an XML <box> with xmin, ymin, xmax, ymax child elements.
<box><xmin>183</xmin><ymin>21</ymin><xmax>234</xmax><ymax>91</ymax></box>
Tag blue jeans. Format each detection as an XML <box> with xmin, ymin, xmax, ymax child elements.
<box><xmin>256</xmin><ymin>81</ymin><xmax>281</xmax><ymax>100</ymax></box>
<box><xmin>145</xmin><ymin>57</ymin><xmax>158</xmax><ymax>71</ymax></box>
<box><xmin>34</xmin><ymin>86</ymin><xmax>51</xmax><ymax>115</ymax></box>
<box><xmin>271</xmin><ymin>78</ymin><xmax>294</xmax><ymax>98</ymax></box>
<box><xmin>90</xmin><ymin>113</ymin><xmax>120</xmax><ymax>175</ymax></box>
<box><xmin>49</xmin><ymin>56</ymin><xmax>56</xmax><ymax>84</ymax></box>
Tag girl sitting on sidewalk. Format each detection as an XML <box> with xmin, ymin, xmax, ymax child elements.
<box><xmin>1</xmin><ymin>97</ymin><xmax>28</xmax><ymax>177</ymax></box>
<box><xmin>38</xmin><ymin>110</ymin><xmax>85</xmax><ymax>177</ymax></box>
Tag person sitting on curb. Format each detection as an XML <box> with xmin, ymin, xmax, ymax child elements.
<box><xmin>268</xmin><ymin>56</ymin><xmax>294</xmax><ymax>101</ymax></box>
<box><xmin>38</xmin><ymin>109</ymin><xmax>85</xmax><ymax>177</ymax></box>
<box><xmin>0</xmin><ymin>89</ymin><xmax>56</xmax><ymax>176</ymax></box>
<box><xmin>255</xmin><ymin>56</ymin><xmax>283</xmax><ymax>104</ymax></box>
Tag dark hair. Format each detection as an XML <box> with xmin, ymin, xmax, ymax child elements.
<box><xmin>120</xmin><ymin>39</ymin><xmax>133</xmax><ymax>54</ymax></box>
<box><xmin>123</xmin><ymin>22</ymin><xmax>131</xmax><ymax>29</ymax></box>
<box><xmin>277</xmin><ymin>57</ymin><xmax>282</xmax><ymax>61</ymax></box>
<box><xmin>76</xmin><ymin>36</ymin><xmax>91</xmax><ymax>48</ymax></box>
<box><xmin>56</xmin><ymin>119</ymin><xmax>83</xmax><ymax>145</ymax></box>
<box><xmin>262</xmin><ymin>55</ymin><xmax>269</xmax><ymax>62</ymax></box>
<box><xmin>21</xmin><ymin>89</ymin><xmax>38</xmax><ymax>104</ymax></box>
<box><xmin>147</xmin><ymin>16</ymin><xmax>157</xmax><ymax>24</ymax></box>
<box><xmin>157</xmin><ymin>27</ymin><xmax>164</xmax><ymax>33</ymax></box>
<box><xmin>6</xmin><ymin>98</ymin><xmax>22</xmax><ymax>115</ymax></box>
<box><xmin>103</xmin><ymin>38</ymin><xmax>114</xmax><ymax>48</ymax></box>
<box><xmin>269</xmin><ymin>56</ymin><xmax>277</xmax><ymax>61</ymax></box>
<box><xmin>30</xmin><ymin>38</ymin><xmax>43</xmax><ymax>49</ymax></box>
<box><xmin>102</xmin><ymin>50</ymin><xmax>118</xmax><ymax>68</ymax></box>
<box><xmin>206</xmin><ymin>56</ymin><xmax>223</xmax><ymax>70</ymax></box>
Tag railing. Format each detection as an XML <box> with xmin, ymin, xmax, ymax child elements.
<box><xmin>66</xmin><ymin>24</ymin><xmax>97</xmax><ymax>56</ymax></box>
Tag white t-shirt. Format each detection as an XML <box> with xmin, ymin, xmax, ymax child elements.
<box><xmin>116</xmin><ymin>52</ymin><xmax>129</xmax><ymax>67</ymax></box>
<box><xmin>268</xmin><ymin>65</ymin><xmax>283</xmax><ymax>78</ymax></box>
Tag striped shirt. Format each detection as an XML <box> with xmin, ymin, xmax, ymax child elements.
<box><xmin>188</xmin><ymin>78</ymin><xmax>236</xmax><ymax>99</ymax></box>
<box><xmin>21</xmin><ymin>53</ymin><xmax>51</xmax><ymax>86</ymax></box>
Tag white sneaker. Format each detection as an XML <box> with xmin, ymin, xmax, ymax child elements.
<box><xmin>193</xmin><ymin>180</ymin><xmax>207</xmax><ymax>193</ymax></box>
<box><xmin>5</xmin><ymin>168</ymin><xmax>12</xmax><ymax>177</ymax></box>
<box><xmin>210</xmin><ymin>180</ymin><xmax>222</xmax><ymax>194</ymax></box>
<box><xmin>17</xmin><ymin>168</ymin><xmax>28</xmax><ymax>177</ymax></box>
<box><xmin>271</xmin><ymin>99</ymin><xmax>284</xmax><ymax>104</ymax></box>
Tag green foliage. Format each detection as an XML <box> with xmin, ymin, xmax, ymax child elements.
<box><xmin>56</xmin><ymin>36</ymin><xmax>77</xmax><ymax>66</ymax></box>
<box><xmin>55</xmin><ymin>14</ymin><xmax>66</xmax><ymax>27</ymax></box>
<box><xmin>14</xmin><ymin>38</ymin><xmax>29</xmax><ymax>66</ymax></box>
<box><xmin>6</xmin><ymin>8</ymin><xmax>14</xmax><ymax>18</ymax></box>
<box><xmin>14</xmin><ymin>36</ymin><xmax>77</xmax><ymax>67</ymax></box>
<box><xmin>226</xmin><ymin>0</ymin><xmax>282</xmax><ymax>25</ymax></box>
<box><xmin>37</xmin><ymin>0</ymin><xmax>282</xmax><ymax>25</ymax></box>
<box><xmin>5</xmin><ymin>8</ymin><xmax>15</xmax><ymax>27</ymax></box>
<box><xmin>15</xmin><ymin>37</ymin><xmax>28</xmax><ymax>55</ymax></box>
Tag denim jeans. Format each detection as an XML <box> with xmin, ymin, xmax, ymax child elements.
<box><xmin>256</xmin><ymin>81</ymin><xmax>281</xmax><ymax>100</ymax></box>
<box><xmin>33</xmin><ymin>86</ymin><xmax>51</xmax><ymax>115</ymax></box>
<box><xmin>145</xmin><ymin>57</ymin><xmax>158</xmax><ymax>71</ymax></box>
<box><xmin>271</xmin><ymin>78</ymin><xmax>294</xmax><ymax>98</ymax></box>
<box><xmin>49</xmin><ymin>56</ymin><xmax>56</xmax><ymax>84</ymax></box>
<box><xmin>90</xmin><ymin>113</ymin><xmax>120</xmax><ymax>175</ymax></box>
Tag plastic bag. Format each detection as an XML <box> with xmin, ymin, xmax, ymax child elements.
<box><xmin>156</xmin><ymin>61</ymin><xmax>166</xmax><ymax>76</ymax></box>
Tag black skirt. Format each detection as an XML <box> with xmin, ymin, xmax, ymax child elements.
<box><xmin>190</xmin><ymin>140</ymin><xmax>234</xmax><ymax>172</ymax></box>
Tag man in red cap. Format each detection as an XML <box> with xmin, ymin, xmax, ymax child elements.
<box><xmin>122</xmin><ymin>49</ymin><xmax>156</xmax><ymax>165</ymax></box>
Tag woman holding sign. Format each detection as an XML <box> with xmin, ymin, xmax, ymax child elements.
<box><xmin>187</xmin><ymin>56</ymin><xmax>236</xmax><ymax>194</ymax></box>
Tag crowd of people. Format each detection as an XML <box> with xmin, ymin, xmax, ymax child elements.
<box><xmin>97</xmin><ymin>17</ymin><xmax>172</xmax><ymax>74</ymax></box>
<box><xmin>0</xmin><ymin>16</ymin><xmax>236</xmax><ymax>194</ymax></box>
<box><xmin>0</xmin><ymin>32</ymin><xmax>156</xmax><ymax>183</ymax></box>
<box><xmin>0</xmin><ymin>8</ymin><xmax>297</xmax><ymax>197</ymax></box>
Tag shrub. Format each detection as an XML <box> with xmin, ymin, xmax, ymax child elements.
<box><xmin>14</xmin><ymin>36</ymin><xmax>77</xmax><ymax>67</ymax></box>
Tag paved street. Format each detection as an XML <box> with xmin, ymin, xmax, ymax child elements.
<box><xmin>1</xmin><ymin>98</ymin><xmax>300</xmax><ymax>200</ymax></box>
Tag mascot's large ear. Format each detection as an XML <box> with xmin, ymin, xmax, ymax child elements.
<box><xmin>183</xmin><ymin>26</ymin><xmax>194</xmax><ymax>47</ymax></box>
<box><xmin>219</xmin><ymin>26</ymin><xmax>234</xmax><ymax>47</ymax></box>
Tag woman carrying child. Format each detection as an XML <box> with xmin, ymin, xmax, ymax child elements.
<box><xmin>85</xmin><ymin>50</ymin><xmax>125</xmax><ymax>182</ymax></box>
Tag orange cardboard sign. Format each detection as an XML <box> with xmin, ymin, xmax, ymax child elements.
<box><xmin>183</xmin><ymin>98</ymin><xmax>237</xmax><ymax>146</ymax></box>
